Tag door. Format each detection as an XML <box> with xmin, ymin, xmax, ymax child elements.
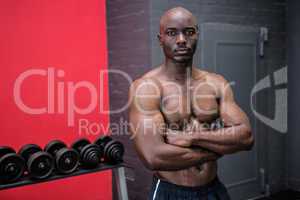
<box><xmin>200</xmin><ymin>23</ymin><xmax>263</xmax><ymax>200</ymax></box>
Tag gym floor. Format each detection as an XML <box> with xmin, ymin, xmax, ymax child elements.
<box><xmin>258</xmin><ymin>190</ymin><xmax>300</xmax><ymax>200</ymax></box>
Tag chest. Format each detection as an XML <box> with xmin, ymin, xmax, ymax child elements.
<box><xmin>160</xmin><ymin>80</ymin><xmax>220</xmax><ymax>127</ymax></box>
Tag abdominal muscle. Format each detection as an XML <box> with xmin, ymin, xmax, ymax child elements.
<box><xmin>156</xmin><ymin>161</ymin><xmax>218</xmax><ymax>187</ymax></box>
<box><xmin>156</xmin><ymin>117</ymin><xmax>219</xmax><ymax>186</ymax></box>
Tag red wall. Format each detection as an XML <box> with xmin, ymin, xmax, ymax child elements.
<box><xmin>0</xmin><ymin>0</ymin><xmax>111</xmax><ymax>199</ymax></box>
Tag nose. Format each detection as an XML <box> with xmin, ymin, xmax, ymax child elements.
<box><xmin>176</xmin><ymin>33</ymin><xmax>186</xmax><ymax>46</ymax></box>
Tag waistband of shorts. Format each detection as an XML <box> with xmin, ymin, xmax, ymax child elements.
<box><xmin>152</xmin><ymin>175</ymin><xmax>222</xmax><ymax>193</ymax></box>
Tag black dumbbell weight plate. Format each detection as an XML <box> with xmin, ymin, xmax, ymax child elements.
<box><xmin>0</xmin><ymin>146</ymin><xmax>15</xmax><ymax>157</ymax></box>
<box><xmin>81</xmin><ymin>144</ymin><xmax>102</xmax><ymax>167</ymax></box>
<box><xmin>44</xmin><ymin>140</ymin><xmax>66</xmax><ymax>155</ymax></box>
<box><xmin>56</xmin><ymin>148</ymin><xmax>79</xmax><ymax>174</ymax></box>
<box><xmin>94</xmin><ymin>136</ymin><xmax>112</xmax><ymax>148</ymax></box>
<box><xmin>104</xmin><ymin>140</ymin><xmax>124</xmax><ymax>163</ymax></box>
<box><xmin>0</xmin><ymin>147</ymin><xmax>25</xmax><ymax>183</ymax></box>
<box><xmin>19</xmin><ymin>144</ymin><xmax>42</xmax><ymax>162</ymax></box>
<box><xmin>27</xmin><ymin>151</ymin><xmax>54</xmax><ymax>179</ymax></box>
<box><xmin>71</xmin><ymin>138</ymin><xmax>90</xmax><ymax>151</ymax></box>
<box><xmin>110</xmin><ymin>148</ymin><xmax>123</xmax><ymax>162</ymax></box>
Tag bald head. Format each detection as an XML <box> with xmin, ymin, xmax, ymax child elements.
<box><xmin>159</xmin><ymin>7</ymin><xmax>197</xmax><ymax>34</ymax></box>
<box><xmin>157</xmin><ymin>7</ymin><xmax>199</xmax><ymax>63</ymax></box>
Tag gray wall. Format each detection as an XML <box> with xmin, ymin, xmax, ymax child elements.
<box><xmin>107</xmin><ymin>0</ymin><xmax>288</xmax><ymax>199</ymax></box>
<box><xmin>287</xmin><ymin>0</ymin><xmax>300</xmax><ymax>191</ymax></box>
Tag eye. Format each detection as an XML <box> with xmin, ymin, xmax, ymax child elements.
<box><xmin>185</xmin><ymin>30</ymin><xmax>196</xmax><ymax>36</ymax></box>
<box><xmin>166</xmin><ymin>30</ymin><xmax>176</xmax><ymax>37</ymax></box>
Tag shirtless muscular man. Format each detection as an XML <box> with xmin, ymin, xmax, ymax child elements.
<box><xmin>129</xmin><ymin>7</ymin><xmax>254</xmax><ymax>200</ymax></box>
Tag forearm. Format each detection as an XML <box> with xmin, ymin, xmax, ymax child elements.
<box><xmin>191</xmin><ymin>124</ymin><xmax>253</xmax><ymax>147</ymax></box>
<box><xmin>192</xmin><ymin>140</ymin><xmax>249</xmax><ymax>155</ymax></box>
<box><xmin>166</xmin><ymin>124</ymin><xmax>250</xmax><ymax>145</ymax></box>
<box><xmin>166</xmin><ymin>124</ymin><xmax>253</xmax><ymax>155</ymax></box>
<box><xmin>146</xmin><ymin>143</ymin><xmax>219</xmax><ymax>171</ymax></box>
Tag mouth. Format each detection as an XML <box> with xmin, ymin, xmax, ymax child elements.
<box><xmin>175</xmin><ymin>48</ymin><xmax>190</xmax><ymax>55</ymax></box>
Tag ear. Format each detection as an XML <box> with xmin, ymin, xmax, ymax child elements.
<box><xmin>195</xmin><ymin>25</ymin><xmax>200</xmax><ymax>36</ymax></box>
<box><xmin>157</xmin><ymin>34</ymin><xmax>163</xmax><ymax>46</ymax></box>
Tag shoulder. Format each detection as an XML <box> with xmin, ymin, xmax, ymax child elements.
<box><xmin>132</xmin><ymin>65</ymin><xmax>163</xmax><ymax>81</ymax></box>
<box><xmin>193</xmin><ymin>68</ymin><xmax>231</xmax><ymax>97</ymax></box>
<box><xmin>142</xmin><ymin>66</ymin><xmax>163</xmax><ymax>79</ymax></box>
<box><xmin>193</xmin><ymin>68</ymin><xmax>227</xmax><ymax>85</ymax></box>
<box><xmin>192</xmin><ymin>67</ymin><xmax>225</xmax><ymax>81</ymax></box>
<box><xmin>130</xmin><ymin>78</ymin><xmax>161</xmax><ymax>95</ymax></box>
<box><xmin>206</xmin><ymin>72</ymin><xmax>234</xmax><ymax>100</ymax></box>
<box><xmin>129</xmin><ymin>66</ymin><xmax>163</xmax><ymax>95</ymax></box>
<box><xmin>129</xmin><ymin>77</ymin><xmax>162</xmax><ymax>113</ymax></box>
<box><xmin>206</xmin><ymin>72</ymin><xmax>228</xmax><ymax>85</ymax></box>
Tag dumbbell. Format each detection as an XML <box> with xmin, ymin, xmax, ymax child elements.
<box><xmin>0</xmin><ymin>146</ymin><xmax>25</xmax><ymax>183</ymax></box>
<box><xmin>19</xmin><ymin>144</ymin><xmax>54</xmax><ymax>179</ymax></box>
<box><xmin>94</xmin><ymin>136</ymin><xmax>124</xmax><ymax>163</ymax></box>
<box><xmin>71</xmin><ymin>138</ymin><xmax>103</xmax><ymax>168</ymax></box>
<box><xmin>44</xmin><ymin>140</ymin><xmax>79</xmax><ymax>174</ymax></box>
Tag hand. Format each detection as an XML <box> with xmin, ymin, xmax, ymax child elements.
<box><xmin>165</xmin><ymin>118</ymin><xmax>208</xmax><ymax>147</ymax></box>
<box><xmin>185</xmin><ymin>117</ymin><xmax>210</xmax><ymax>133</ymax></box>
<box><xmin>193</xmin><ymin>147</ymin><xmax>223</xmax><ymax>163</ymax></box>
<box><xmin>192</xmin><ymin>147</ymin><xmax>223</xmax><ymax>164</ymax></box>
<box><xmin>165</xmin><ymin>129</ymin><xmax>193</xmax><ymax>147</ymax></box>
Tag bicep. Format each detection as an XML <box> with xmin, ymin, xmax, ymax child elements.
<box><xmin>129</xmin><ymin>109</ymin><xmax>166</xmax><ymax>148</ymax></box>
<box><xmin>220</xmin><ymin>101</ymin><xmax>250</xmax><ymax>127</ymax></box>
<box><xmin>218</xmin><ymin>76</ymin><xmax>250</xmax><ymax>127</ymax></box>
<box><xmin>128</xmin><ymin>79</ymin><xmax>166</xmax><ymax>159</ymax></box>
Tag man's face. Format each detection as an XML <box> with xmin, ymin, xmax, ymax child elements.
<box><xmin>159</xmin><ymin>12</ymin><xmax>199</xmax><ymax>63</ymax></box>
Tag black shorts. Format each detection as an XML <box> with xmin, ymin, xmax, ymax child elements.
<box><xmin>148</xmin><ymin>176</ymin><xmax>231</xmax><ymax>200</ymax></box>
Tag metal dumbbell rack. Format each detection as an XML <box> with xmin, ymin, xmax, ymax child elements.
<box><xmin>0</xmin><ymin>163</ymin><xmax>129</xmax><ymax>200</ymax></box>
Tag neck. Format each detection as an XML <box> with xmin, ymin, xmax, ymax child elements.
<box><xmin>162</xmin><ymin>58</ymin><xmax>193</xmax><ymax>82</ymax></box>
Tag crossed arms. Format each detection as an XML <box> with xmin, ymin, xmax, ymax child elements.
<box><xmin>128</xmin><ymin>75</ymin><xmax>254</xmax><ymax>171</ymax></box>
